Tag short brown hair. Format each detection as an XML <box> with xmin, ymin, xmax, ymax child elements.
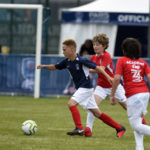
<box><xmin>93</xmin><ymin>33</ymin><xmax>109</xmax><ymax>49</ymax></box>
<box><xmin>62</xmin><ymin>39</ymin><xmax>77</xmax><ymax>49</ymax></box>
<box><xmin>121</xmin><ymin>38</ymin><xmax>141</xmax><ymax>59</ymax></box>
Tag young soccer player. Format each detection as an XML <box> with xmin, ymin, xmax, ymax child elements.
<box><xmin>110</xmin><ymin>38</ymin><xmax>150</xmax><ymax>150</ymax></box>
<box><xmin>37</xmin><ymin>39</ymin><xmax>125</xmax><ymax>138</ymax></box>
<box><xmin>85</xmin><ymin>33</ymin><xmax>127</xmax><ymax>137</ymax></box>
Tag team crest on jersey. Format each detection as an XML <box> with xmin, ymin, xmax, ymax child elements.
<box><xmin>76</xmin><ymin>64</ymin><xmax>80</xmax><ymax>70</ymax></box>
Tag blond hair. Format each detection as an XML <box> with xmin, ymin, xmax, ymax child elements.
<box><xmin>93</xmin><ymin>33</ymin><xmax>109</xmax><ymax>49</ymax></box>
<box><xmin>62</xmin><ymin>39</ymin><xmax>77</xmax><ymax>49</ymax></box>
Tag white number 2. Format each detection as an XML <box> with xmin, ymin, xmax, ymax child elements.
<box><xmin>131</xmin><ymin>69</ymin><xmax>143</xmax><ymax>82</ymax></box>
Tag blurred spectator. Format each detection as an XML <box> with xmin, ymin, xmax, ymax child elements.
<box><xmin>79</xmin><ymin>39</ymin><xmax>95</xmax><ymax>56</ymax></box>
<box><xmin>63</xmin><ymin>78</ymin><xmax>75</xmax><ymax>95</ymax></box>
<box><xmin>24</xmin><ymin>10</ymin><xmax>32</xmax><ymax>21</ymax></box>
<box><xmin>80</xmin><ymin>39</ymin><xmax>97</xmax><ymax>88</ymax></box>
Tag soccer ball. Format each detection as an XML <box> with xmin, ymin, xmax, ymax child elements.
<box><xmin>22</xmin><ymin>120</ymin><xmax>37</xmax><ymax>135</ymax></box>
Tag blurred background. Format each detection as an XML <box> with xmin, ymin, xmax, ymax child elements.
<box><xmin>0</xmin><ymin>0</ymin><xmax>94</xmax><ymax>55</ymax></box>
<box><xmin>0</xmin><ymin>0</ymin><xmax>149</xmax><ymax>97</ymax></box>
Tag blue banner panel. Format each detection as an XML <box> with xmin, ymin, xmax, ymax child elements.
<box><xmin>40</xmin><ymin>56</ymin><xmax>70</xmax><ymax>95</ymax></box>
<box><xmin>0</xmin><ymin>54</ymin><xmax>70</xmax><ymax>95</ymax></box>
<box><xmin>62</xmin><ymin>11</ymin><xmax>149</xmax><ymax>26</ymax></box>
<box><xmin>0</xmin><ymin>55</ymin><xmax>150</xmax><ymax>96</ymax></box>
<box><xmin>0</xmin><ymin>55</ymin><xmax>35</xmax><ymax>93</ymax></box>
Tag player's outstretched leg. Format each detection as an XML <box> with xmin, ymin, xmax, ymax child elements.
<box><xmin>130</xmin><ymin>117</ymin><xmax>150</xmax><ymax>136</ymax></box>
<box><xmin>90</xmin><ymin>108</ymin><xmax>126</xmax><ymax>138</ymax></box>
<box><xmin>99</xmin><ymin>113</ymin><xmax>126</xmax><ymax>138</ymax></box>
<box><xmin>119</xmin><ymin>101</ymin><xmax>147</xmax><ymax>125</ymax></box>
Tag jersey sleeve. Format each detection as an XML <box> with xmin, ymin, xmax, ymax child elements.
<box><xmin>115</xmin><ymin>58</ymin><xmax>123</xmax><ymax>75</ymax></box>
<box><xmin>101</xmin><ymin>53</ymin><xmax>112</xmax><ymax>67</ymax></box>
<box><xmin>55</xmin><ymin>59</ymin><xmax>66</xmax><ymax>70</ymax></box>
<box><xmin>144</xmin><ymin>61</ymin><xmax>150</xmax><ymax>75</ymax></box>
<box><xmin>81</xmin><ymin>57</ymin><xmax>97</xmax><ymax>69</ymax></box>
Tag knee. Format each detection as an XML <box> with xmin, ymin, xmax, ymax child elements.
<box><xmin>122</xmin><ymin>102</ymin><xmax>127</xmax><ymax>110</ymax></box>
<box><xmin>91</xmin><ymin>109</ymin><xmax>101</xmax><ymax>118</ymax></box>
<box><xmin>131</xmin><ymin>124</ymin><xmax>138</xmax><ymax>131</ymax></box>
<box><xmin>130</xmin><ymin>121</ymin><xmax>141</xmax><ymax>132</ymax></box>
<box><xmin>94</xmin><ymin>113</ymin><xmax>101</xmax><ymax>118</ymax></box>
<box><xmin>68</xmin><ymin>101</ymin><xmax>73</xmax><ymax>108</ymax></box>
<box><xmin>68</xmin><ymin>99</ymin><xmax>77</xmax><ymax>108</ymax></box>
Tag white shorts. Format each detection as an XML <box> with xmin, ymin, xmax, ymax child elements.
<box><xmin>127</xmin><ymin>93</ymin><xmax>149</xmax><ymax>120</ymax></box>
<box><xmin>94</xmin><ymin>84</ymin><xmax>126</xmax><ymax>103</ymax></box>
<box><xmin>71</xmin><ymin>88</ymin><xmax>98</xmax><ymax>110</ymax></box>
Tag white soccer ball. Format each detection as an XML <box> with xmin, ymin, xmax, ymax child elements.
<box><xmin>22</xmin><ymin>120</ymin><xmax>37</xmax><ymax>135</ymax></box>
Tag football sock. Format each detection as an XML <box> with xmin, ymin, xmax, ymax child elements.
<box><xmin>99</xmin><ymin>113</ymin><xmax>122</xmax><ymax>130</ymax></box>
<box><xmin>142</xmin><ymin>117</ymin><xmax>147</xmax><ymax>125</ymax></box>
<box><xmin>134</xmin><ymin>131</ymin><xmax>144</xmax><ymax>150</ymax></box>
<box><xmin>69</xmin><ymin>105</ymin><xmax>83</xmax><ymax>129</ymax></box>
<box><xmin>86</xmin><ymin>111</ymin><xmax>95</xmax><ymax>131</ymax></box>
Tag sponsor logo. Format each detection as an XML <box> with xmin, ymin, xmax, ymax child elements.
<box><xmin>76</xmin><ymin>64</ymin><xmax>80</xmax><ymax>70</ymax></box>
<box><xmin>78</xmin><ymin>129</ymin><xmax>84</xmax><ymax>133</ymax></box>
<box><xmin>118</xmin><ymin>15</ymin><xmax>149</xmax><ymax>24</ymax></box>
<box><xmin>75</xmin><ymin>12</ymin><xmax>83</xmax><ymax>23</ymax></box>
<box><xmin>126</xmin><ymin>61</ymin><xmax>144</xmax><ymax>66</ymax></box>
<box><xmin>89</xmin><ymin>12</ymin><xmax>109</xmax><ymax>23</ymax></box>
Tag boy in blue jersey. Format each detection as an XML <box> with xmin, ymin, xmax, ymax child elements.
<box><xmin>37</xmin><ymin>39</ymin><xmax>126</xmax><ymax>137</ymax></box>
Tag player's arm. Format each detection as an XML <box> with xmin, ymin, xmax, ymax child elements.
<box><xmin>82</xmin><ymin>58</ymin><xmax>112</xmax><ymax>83</ymax></box>
<box><xmin>146</xmin><ymin>73</ymin><xmax>150</xmax><ymax>87</ymax></box>
<box><xmin>95</xmin><ymin>66</ymin><xmax>113</xmax><ymax>84</ymax></box>
<box><xmin>89</xmin><ymin>66</ymin><xmax>105</xmax><ymax>73</ymax></box>
<box><xmin>110</xmin><ymin>74</ymin><xmax>121</xmax><ymax>105</ymax></box>
<box><xmin>89</xmin><ymin>68</ymin><xmax>97</xmax><ymax>73</ymax></box>
<box><xmin>144</xmin><ymin>62</ymin><xmax>150</xmax><ymax>91</ymax></box>
<box><xmin>37</xmin><ymin>64</ymin><xmax>56</xmax><ymax>70</ymax></box>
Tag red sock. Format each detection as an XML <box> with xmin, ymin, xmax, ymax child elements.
<box><xmin>69</xmin><ymin>105</ymin><xmax>82</xmax><ymax>129</ymax></box>
<box><xmin>142</xmin><ymin>117</ymin><xmax>147</xmax><ymax>125</ymax></box>
<box><xmin>99</xmin><ymin>113</ymin><xmax>122</xmax><ymax>130</ymax></box>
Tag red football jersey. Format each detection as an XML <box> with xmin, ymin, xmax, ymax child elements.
<box><xmin>90</xmin><ymin>51</ymin><xmax>114</xmax><ymax>88</ymax></box>
<box><xmin>115</xmin><ymin>57</ymin><xmax>150</xmax><ymax>98</ymax></box>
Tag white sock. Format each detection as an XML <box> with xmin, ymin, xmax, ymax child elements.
<box><xmin>86</xmin><ymin>111</ymin><xmax>95</xmax><ymax>131</ymax></box>
<box><xmin>134</xmin><ymin>131</ymin><xmax>144</xmax><ymax>150</ymax></box>
<box><xmin>136</xmin><ymin>146</ymin><xmax>144</xmax><ymax>150</ymax></box>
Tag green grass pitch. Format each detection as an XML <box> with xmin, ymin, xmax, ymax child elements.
<box><xmin>0</xmin><ymin>96</ymin><xmax>150</xmax><ymax>150</ymax></box>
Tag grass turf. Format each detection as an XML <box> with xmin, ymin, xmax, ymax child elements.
<box><xmin>0</xmin><ymin>96</ymin><xmax>149</xmax><ymax>150</ymax></box>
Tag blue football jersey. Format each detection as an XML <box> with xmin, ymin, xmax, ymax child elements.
<box><xmin>55</xmin><ymin>54</ymin><xmax>97</xmax><ymax>89</ymax></box>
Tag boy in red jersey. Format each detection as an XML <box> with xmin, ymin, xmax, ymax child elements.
<box><xmin>110</xmin><ymin>38</ymin><xmax>150</xmax><ymax>150</ymax></box>
<box><xmin>85</xmin><ymin>33</ymin><xmax>127</xmax><ymax>137</ymax></box>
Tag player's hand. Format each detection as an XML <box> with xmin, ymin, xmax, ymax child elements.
<box><xmin>110</xmin><ymin>95</ymin><xmax>116</xmax><ymax>105</ymax></box>
<box><xmin>107</xmin><ymin>77</ymin><xmax>114</xmax><ymax>85</ymax></box>
<box><xmin>37</xmin><ymin>65</ymin><xmax>44</xmax><ymax>69</ymax></box>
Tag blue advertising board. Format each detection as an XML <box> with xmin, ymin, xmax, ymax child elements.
<box><xmin>0</xmin><ymin>54</ymin><xmax>150</xmax><ymax>96</ymax></box>
<box><xmin>62</xmin><ymin>11</ymin><xmax>149</xmax><ymax>26</ymax></box>
<box><xmin>0</xmin><ymin>54</ymin><xmax>70</xmax><ymax>96</ymax></box>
